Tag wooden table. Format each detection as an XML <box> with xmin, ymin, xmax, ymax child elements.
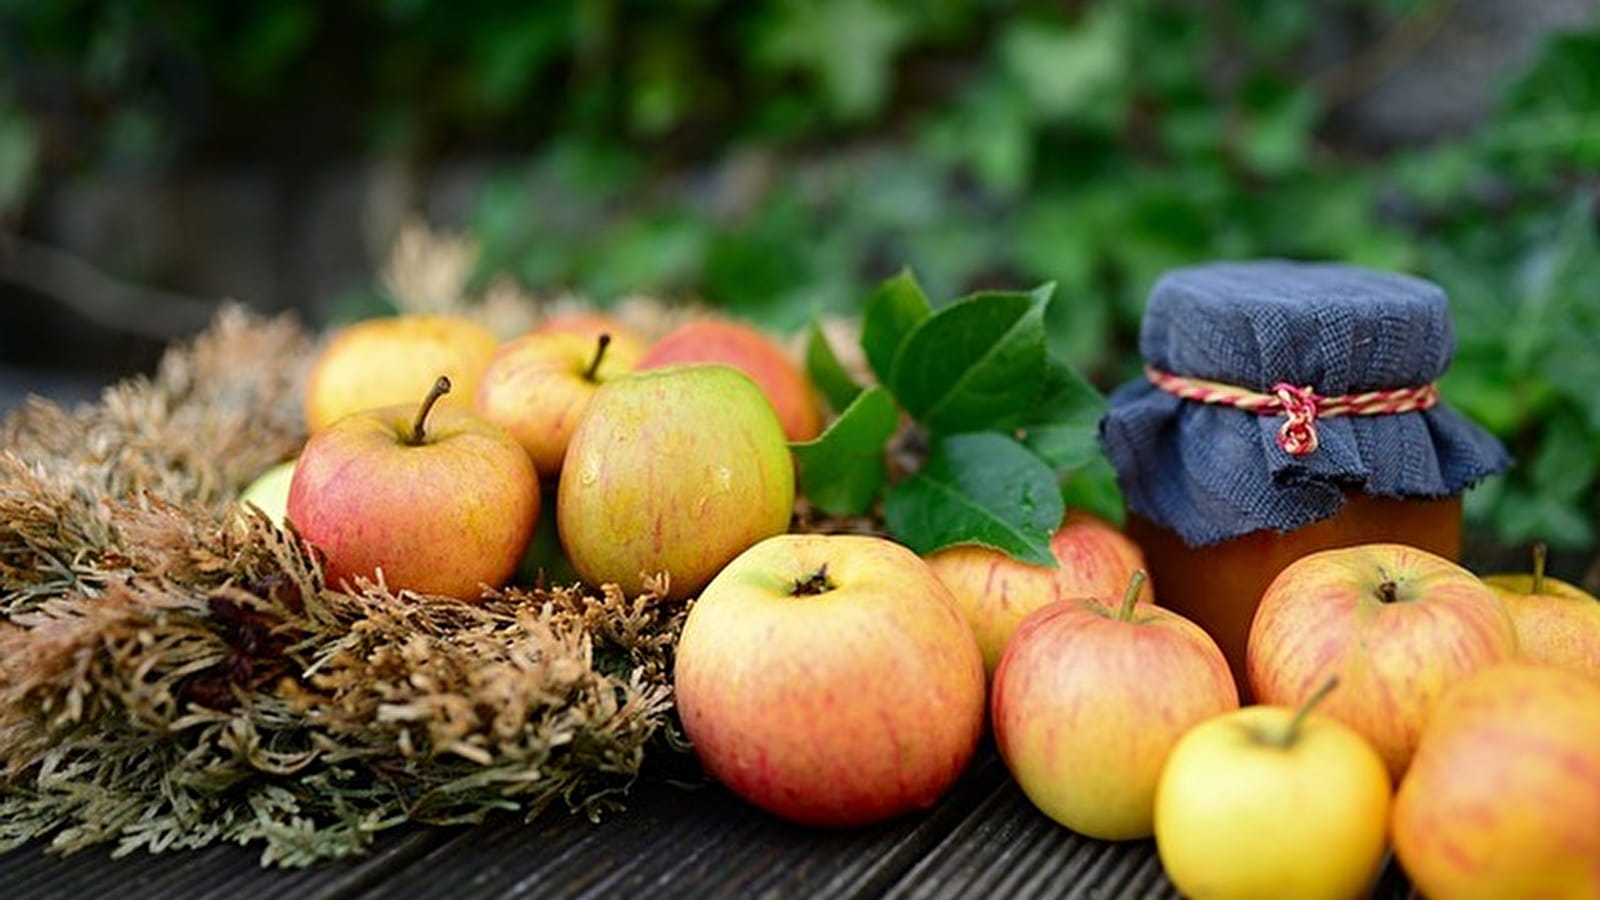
<box><xmin>0</xmin><ymin>741</ymin><xmax>1416</xmax><ymax>899</ymax></box>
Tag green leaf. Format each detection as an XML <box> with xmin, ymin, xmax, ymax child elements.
<box><xmin>791</xmin><ymin>386</ymin><xmax>899</xmax><ymax>517</ymax></box>
<box><xmin>1018</xmin><ymin>355</ymin><xmax>1109</xmax><ymax>471</ymax></box>
<box><xmin>804</xmin><ymin>317</ymin><xmax>863</xmax><ymax>415</ymax></box>
<box><xmin>860</xmin><ymin>268</ymin><xmax>932</xmax><ymax>386</ymax></box>
<box><xmin>883</xmin><ymin>432</ymin><xmax>1063</xmax><ymax>566</ymax></box>
<box><xmin>889</xmin><ymin>284</ymin><xmax>1053</xmax><ymax>434</ymax></box>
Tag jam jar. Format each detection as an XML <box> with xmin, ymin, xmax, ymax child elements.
<box><xmin>1100</xmin><ymin>260</ymin><xmax>1511</xmax><ymax>696</ymax></box>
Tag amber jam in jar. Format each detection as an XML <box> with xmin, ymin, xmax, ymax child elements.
<box><xmin>1100</xmin><ymin>260</ymin><xmax>1510</xmax><ymax>697</ymax></box>
<box><xmin>1126</xmin><ymin>495</ymin><xmax>1461</xmax><ymax>697</ymax></box>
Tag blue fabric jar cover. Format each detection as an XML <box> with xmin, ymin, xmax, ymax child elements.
<box><xmin>1100</xmin><ymin>259</ymin><xmax>1512</xmax><ymax>548</ymax></box>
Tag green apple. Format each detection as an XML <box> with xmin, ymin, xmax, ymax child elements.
<box><xmin>556</xmin><ymin>363</ymin><xmax>794</xmax><ymax>600</ymax></box>
<box><xmin>674</xmin><ymin>533</ymin><xmax>986</xmax><ymax>827</ymax></box>
<box><xmin>991</xmin><ymin>572</ymin><xmax>1238</xmax><ymax>840</ymax></box>
<box><xmin>1154</xmin><ymin>680</ymin><xmax>1393</xmax><ymax>900</ymax></box>
<box><xmin>1483</xmin><ymin>542</ymin><xmax>1600</xmax><ymax>680</ymax></box>
<box><xmin>287</xmin><ymin>376</ymin><xmax>539</xmax><ymax>599</ymax></box>
<box><xmin>238</xmin><ymin>459</ymin><xmax>297</xmax><ymax>526</ymax></box>
<box><xmin>474</xmin><ymin>330</ymin><xmax>640</xmax><ymax>480</ymax></box>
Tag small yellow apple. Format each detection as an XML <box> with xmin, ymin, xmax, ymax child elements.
<box><xmin>1482</xmin><ymin>542</ymin><xmax>1600</xmax><ymax>680</ymax></box>
<box><xmin>304</xmin><ymin>314</ymin><xmax>498</xmax><ymax>433</ymax></box>
<box><xmin>1154</xmin><ymin>680</ymin><xmax>1393</xmax><ymax>900</ymax></box>
<box><xmin>237</xmin><ymin>459</ymin><xmax>297</xmax><ymax>526</ymax></box>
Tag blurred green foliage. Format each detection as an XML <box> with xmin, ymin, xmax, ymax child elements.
<box><xmin>2</xmin><ymin>0</ymin><xmax>1597</xmax><ymax>552</ymax></box>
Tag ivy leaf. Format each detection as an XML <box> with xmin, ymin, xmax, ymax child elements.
<box><xmin>804</xmin><ymin>317</ymin><xmax>862</xmax><ymax>415</ymax></box>
<box><xmin>884</xmin><ymin>432</ymin><xmax>1063</xmax><ymax>566</ymax></box>
<box><xmin>791</xmin><ymin>385</ymin><xmax>898</xmax><ymax>517</ymax></box>
<box><xmin>860</xmin><ymin>268</ymin><xmax>931</xmax><ymax>386</ymax></box>
<box><xmin>889</xmin><ymin>283</ymin><xmax>1053</xmax><ymax>434</ymax></box>
<box><xmin>1017</xmin><ymin>354</ymin><xmax>1108</xmax><ymax>470</ymax></box>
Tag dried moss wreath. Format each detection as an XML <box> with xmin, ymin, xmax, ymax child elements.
<box><xmin>0</xmin><ymin>306</ymin><xmax>689</xmax><ymax>866</ymax></box>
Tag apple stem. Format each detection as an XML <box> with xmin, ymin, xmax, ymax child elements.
<box><xmin>1116</xmin><ymin>570</ymin><xmax>1148</xmax><ymax>622</ymax></box>
<box><xmin>409</xmin><ymin>376</ymin><xmax>452</xmax><ymax>446</ymax></box>
<box><xmin>1283</xmin><ymin>676</ymin><xmax>1339</xmax><ymax>746</ymax></box>
<box><xmin>791</xmin><ymin>564</ymin><xmax>833</xmax><ymax>597</ymax></box>
<box><xmin>583</xmin><ymin>333</ymin><xmax>613</xmax><ymax>382</ymax></box>
<box><xmin>1531</xmin><ymin>541</ymin><xmax>1547</xmax><ymax>595</ymax></box>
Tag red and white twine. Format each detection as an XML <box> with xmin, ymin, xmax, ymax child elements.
<box><xmin>1145</xmin><ymin>366</ymin><xmax>1440</xmax><ymax>457</ymax></box>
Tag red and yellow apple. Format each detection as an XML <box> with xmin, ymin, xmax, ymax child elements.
<box><xmin>1393</xmin><ymin>661</ymin><xmax>1600</xmax><ymax>899</ymax></box>
<box><xmin>304</xmin><ymin>314</ymin><xmax>498</xmax><ymax>433</ymax></box>
<box><xmin>926</xmin><ymin>510</ymin><xmax>1154</xmax><ymax>675</ymax></box>
<box><xmin>1154</xmin><ymin>680</ymin><xmax>1393</xmax><ymax>900</ymax></box>
<box><xmin>473</xmin><ymin>331</ymin><xmax>640</xmax><ymax>479</ymax></box>
<box><xmin>1247</xmin><ymin>542</ymin><xmax>1518</xmax><ymax>779</ymax></box>
<box><xmin>674</xmin><ymin>533</ymin><xmax>986</xmax><ymax>827</ymax></box>
<box><xmin>636</xmin><ymin>317</ymin><xmax>823</xmax><ymax>442</ymax></box>
<box><xmin>991</xmin><ymin>572</ymin><xmax>1238</xmax><ymax>840</ymax></box>
<box><xmin>1482</xmin><ymin>542</ymin><xmax>1600</xmax><ymax>680</ymax></box>
<box><xmin>556</xmin><ymin>363</ymin><xmax>794</xmax><ymax>600</ymax></box>
<box><xmin>288</xmin><ymin>377</ymin><xmax>539</xmax><ymax>599</ymax></box>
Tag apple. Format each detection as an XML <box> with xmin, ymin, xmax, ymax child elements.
<box><xmin>1392</xmin><ymin>660</ymin><xmax>1600</xmax><ymax>899</ymax></box>
<box><xmin>304</xmin><ymin>314</ymin><xmax>498</xmax><ymax>433</ymax></box>
<box><xmin>237</xmin><ymin>459</ymin><xmax>297</xmax><ymax>526</ymax></box>
<box><xmin>1482</xmin><ymin>542</ymin><xmax>1600</xmax><ymax>680</ymax></box>
<box><xmin>636</xmin><ymin>317</ymin><xmax>823</xmax><ymax>442</ymax></box>
<box><xmin>991</xmin><ymin>572</ymin><xmax>1238</xmax><ymax>840</ymax></box>
<box><xmin>673</xmin><ymin>533</ymin><xmax>986</xmax><ymax>827</ymax></box>
<box><xmin>927</xmin><ymin>510</ymin><xmax>1154</xmax><ymax>675</ymax></box>
<box><xmin>1154</xmin><ymin>678</ymin><xmax>1393</xmax><ymax>900</ymax></box>
<box><xmin>556</xmin><ymin>363</ymin><xmax>794</xmax><ymax>600</ymax></box>
<box><xmin>1246</xmin><ymin>542</ymin><xmax>1518</xmax><ymax>779</ymax></box>
<box><xmin>288</xmin><ymin>376</ymin><xmax>539</xmax><ymax>599</ymax></box>
<box><xmin>473</xmin><ymin>331</ymin><xmax>640</xmax><ymax>479</ymax></box>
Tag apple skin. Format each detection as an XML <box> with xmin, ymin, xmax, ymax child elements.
<box><xmin>1392</xmin><ymin>660</ymin><xmax>1600</xmax><ymax>900</ymax></box>
<box><xmin>636</xmin><ymin>318</ymin><xmax>823</xmax><ymax>442</ymax></box>
<box><xmin>304</xmin><ymin>314</ymin><xmax>499</xmax><ymax>433</ymax></box>
<box><xmin>1154</xmin><ymin>702</ymin><xmax>1392</xmax><ymax>900</ymax></box>
<box><xmin>926</xmin><ymin>510</ymin><xmax>1155</xmax><ymax>675</ymax></box>
<box><xmin>673</xmin><ymin>533</ymin><xmax>986</xmax><ymax>827</ymax></box>
<box><xmin>1246</xmin><ymin>543</ymin><xmax>1518</xmax><ymax>780</ymax></box>
<box><xmin>1482</xmin><ymin>547</ymin><xmax>1600</xmax><ymax>680</ymax></box>
<box><xmin>287</xmin><ymin>394</ymin><xmax>539</xmax><ymax>599</ymax></box>
<box><xmin>991</xmin><ymin>580</ymin><xmax>1238</xmax><ymax>840</ymax></box>
<box><xmin>556</xmin><ymin>363</ymin><xmax>794</xmax><ymax>600</ymax></box>
<box><xmin>237</xmin><ymin>459</ymin><xmax>297</xmax><ymax>526</ymax></box>
<box><xmin>473</xmin><ymin>331</ymin><xmax>640</xmax><ymax>479</ymax></box>
<box><xmin>531</xmin><ymin>311</ymin><xmax>648</xmax><ymax>358</ymax></box>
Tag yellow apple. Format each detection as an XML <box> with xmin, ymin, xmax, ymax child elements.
<box><xmin>1154</xmin><ymin>680</ymin><xmax>1393</xmax><ymax>900</ymax></box>
<box><xmin>287</xmin><ymin>377</ymin><xmax>539</xmax><ymax>599</ymax></box>
<box><xmin>237</xmin><ymin>459</ymin><xmax>297</xmax><ymax>526</ymax></box>
<box><xmin>1482</xmin><ymin>542</ymin><xmax>1600</xmax><ymax>680</ymax></box>
<box><xmin>556</xmin><ymin>364</ymin><xmax>794</xmax><ymax>600</ymax></box>
<box><xmin>992</xmin><ymin>572</ymin><xmax>1238</xmax><ymax>840</ymax></box>
<box><xmin>1392</xmin><ymin>660</ymin><xmax>1600</xmax><ymax>899</ymax></box>
<box><xmin>473</xmin><ymin>331</ymin><xmax>640</xmax><ymax>479</ymax></box>
<box><xmin>304</xmin><ymin>314</ymin><xmax>498</xmax><ymax>433</ymax></box>
<box><xmin>926</xmin><ymin>510</ymin><xmax>1155</xmax><ymax>676</ymax></box>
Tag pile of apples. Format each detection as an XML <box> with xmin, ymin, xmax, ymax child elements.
<box><xmin>240</xmin><ymin>307</ymin><xmax>1600</xmax><ymax>900</ymax></box>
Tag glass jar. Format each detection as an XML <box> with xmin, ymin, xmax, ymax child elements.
<box><xmin>1101</xmin><ymin>260</ymin><xmax>1510</xmax><ymax>697</ymax></box>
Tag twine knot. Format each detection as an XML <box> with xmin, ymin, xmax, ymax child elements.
<box><xmin>1145</xmin><ymin>367</ymin><xmax>1440</xmax><ymax>458</ymax></box>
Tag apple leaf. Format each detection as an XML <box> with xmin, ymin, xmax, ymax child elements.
<box><xmin>791</xmin><ymin>385</ymin><xmax>899</xmax><ymax>517</ymax></box>
<box><xmin>889</xmin><ymin>283</ymin><xmax>1054</xmax><ymax>434</ymax></box>
<box><xmin>804</xmin><ymin>316</ymin><xmax>863</xmax><ymax>416</ymax></box>
<box><xmin>1016</xmin><ymin>354</ymin><xmax>1108</xmax><ymax>471</ymax></box>
<box><xmin>860</xmin><ymin>268</ymin><xmax>932</xmax><ymax>386</ymax></box>
<box><xmin>883</xmin><ymin>431</ymin><xmax>1063</xmax><ymax>566</ymax></box>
